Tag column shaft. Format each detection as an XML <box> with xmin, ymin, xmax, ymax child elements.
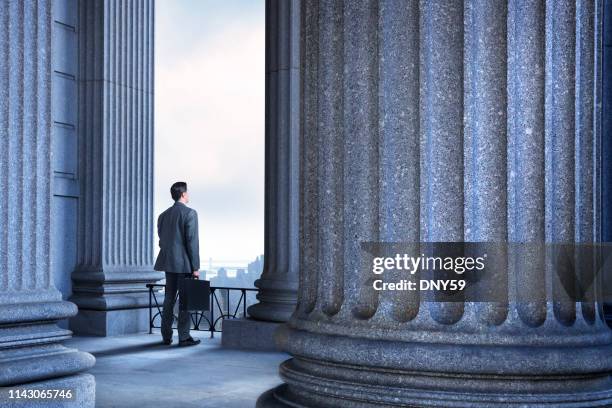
<box><xmin>70</xmin><ymin>0</ymin><xmax>160</xmax><ymax>336</ymax></box>
<box><xmin>248</xmin><ymin>0</ymin><xmax>300</xmax><ymax>323</ymax></box>
<box><xmin>0</xmin><ymin>0</ymin><xmax>94</xmax><ymax>402</ymax></box>
<box><xmin>260</xmin><ymin>1</ymin><xmax>612</xmax><ymax>406</ymax></box>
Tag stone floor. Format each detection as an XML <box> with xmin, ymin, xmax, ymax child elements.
<box><xmin>65</xmin><ymin>331</ymin><xmax>287</xmax><ymax>408</ymax></box>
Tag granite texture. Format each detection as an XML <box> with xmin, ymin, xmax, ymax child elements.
<box><xmin>603</xmin><ymin>0</ymin><xmax>612</xmax><ymax>241</ymax></box>
<box><xmin>260</xmin><ymin>1</ymin><xmax>612</xmax><ymax>407</ymax></box>
<box><xmin>70</xmin><ymin>307</ymin><xmax>152</xmax><ymax>337</ymax></box>
<box><xmin>0</xmin><ymin>0</ymin><xmax>94</xmax><ymax>400</ymax></box>
<box><xmin>221</xmin><ymin>318</ymin><xmax>283</xmax><ymax>351</ymax></box>
<box><xmin>51</xmin><ymin>0</ymin><xmax>80</xmax><ymax>309</ymax></box>
<box><xmin>463</xmin><ymin>0</ymin><xmax>508</xmax><ymax>326</ymax></box>
<box><xmin>69</xmin><ymin>0</ymin><xmax>163</xmax><ymax>335</ymax></box>
<box><xmin>377</xmin><ymin>0</ymin><xmax>420</xmax><ymax>323</ymax></box>
<box><xmin>249</xmin><ymin>0</ymin><xmax>300</xmax><ymax>323</ymax></box>
<box><xmin>506</xmin><ymin>0</ymin><xmax>548</xmax><ymax>327</ymax></box>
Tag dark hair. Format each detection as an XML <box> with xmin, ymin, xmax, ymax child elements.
<box><xmin>170</xmin><ymin>182</ymin><xmax>187</xmax><ymax>201</ymax></box>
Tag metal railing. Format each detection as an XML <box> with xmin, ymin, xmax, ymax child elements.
<box><xmin>146</xmin><ymin>283</ymin><xmax>258</xmax><ymax>338</ymax></box>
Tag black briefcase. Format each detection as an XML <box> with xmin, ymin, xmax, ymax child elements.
<box><xmin>178</xmin><ymin>277</ymin><xmax>210</xmax><ymax>312</ymax></box>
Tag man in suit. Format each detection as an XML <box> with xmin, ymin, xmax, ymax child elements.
<box><xmin>154</xmin><ymin>181</ymin><xmax>201</xmax><ymax>347</ymax></box>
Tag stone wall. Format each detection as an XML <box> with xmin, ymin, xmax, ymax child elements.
<box><xmin>51</xmin><ymin>0</ymin><xmax>80</xmax><ymax>328</ymax></box>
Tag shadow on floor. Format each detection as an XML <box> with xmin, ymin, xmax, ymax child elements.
<box><xmin>65</xmin><ymin>332</ymin><xmax>287</xmax><ymax>408</ymax></box>
<box><xmin>88</xmin><ymin>340</ymin><xmax>171</xmax><ymax>358</ymax></box>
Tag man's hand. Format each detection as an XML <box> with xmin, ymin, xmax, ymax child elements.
<box><xmin>192</xmin><ymin>270</ymin><xmax>200</xmax><ymax>279</ymax></box>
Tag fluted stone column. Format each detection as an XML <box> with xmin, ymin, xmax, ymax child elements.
<box><xmin>248</xmin><ymin>0</ymin><xmax>300</xmax><ymax>323</ymax></box>
<box><xmin>260</xmin><ymin>1</ymin><xmax>612</xmax><ymax>406</ymax></box>
<box><xmin>0</xmin><ymin>0</ymin><xmax>95</xmax><ymax>405</ymax></box>
<box><xmin>69</xmin><ymin>0</ymin><xmax>160</xmax><ymax>336</ymax></box>
<box><xmin>222</xmin><ymin>0</ymin><xmax>300</xmax><ymax>350</ymax></box>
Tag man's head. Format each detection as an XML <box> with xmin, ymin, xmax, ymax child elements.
<box><xmin>171</xmin><ymin>181</ymin><xmax>189</xmax><ymax>203</ymax></box>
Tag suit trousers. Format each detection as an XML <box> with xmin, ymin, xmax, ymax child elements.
<box><xmin>161</xmin><ymin>272</ymin><xmax>192</xmax><ymax>342</ymax></box>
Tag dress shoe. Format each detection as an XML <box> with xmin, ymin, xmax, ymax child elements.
<box><xmin>179</xmin><ymin>337</ymin><xmax>200</xmax><ymax>347</ymax></box>
<box><xmin>178</xmin><ymin>337</ymin><xmax>201</xmax><ymax>347</ymax></box>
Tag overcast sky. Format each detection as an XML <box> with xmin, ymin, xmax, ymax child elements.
<box><xmin>154</xmin><ymin>0</ymin><xmax>265</xmax><ymax>264</ymax></box>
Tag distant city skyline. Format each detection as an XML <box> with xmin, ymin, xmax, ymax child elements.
<box><xmin>154</xmin><ymin>0</ymin><xmax>265</xmax><ymax>262</ymax></box>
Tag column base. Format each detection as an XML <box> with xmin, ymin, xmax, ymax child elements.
<box><xmin>70</xmin><ymin>308</ymin><xmax>151</xmax><ymax>336</ymax></box>
<box><xmin>221</xmin><ymin>318</ymin><xmax>283</xmax><ymax>351</ymax></box>
<box><xmin>248</xmin><ymin>302</ymin><xmax>295</xmax><ymax>322</ymax></box>
<box><xmin>70</xmin><ymin>269</ymin><xmax>163</xmax><ymax>336</ymax></box>
<box><xmin>0</xmin><ymin>373</ymin><xmax>96</xmax><ymax>408</ymax></box>
<box><xmin>257</xmin><ymin>325</ymin><xmax>612</xmax><ymax>407</ymax></box>
<box><xmin>258</xmin><ymin>380</ymin><xmax>612</xmax><ymax>408</ymax></box>
<box><xmin>0</xmin><ymin>301</ymin><xmax>96</xmax><ymax>405</ymax></box>
<box><xmin>248</xmin><ymin>277</ymin><xmax>298</xmax><ymax>322</ymax></box>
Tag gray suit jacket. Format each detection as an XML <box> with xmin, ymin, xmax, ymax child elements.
<box><xmin>154</xmin><ymin>202</ymin><xmax>200</xmax><ymax>273</ymax></box>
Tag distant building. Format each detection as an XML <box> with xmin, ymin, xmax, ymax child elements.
<box><xmin>208</xmin><ymin>255</ymin><xmax>264</xmax><ymax>321</ymax></box>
